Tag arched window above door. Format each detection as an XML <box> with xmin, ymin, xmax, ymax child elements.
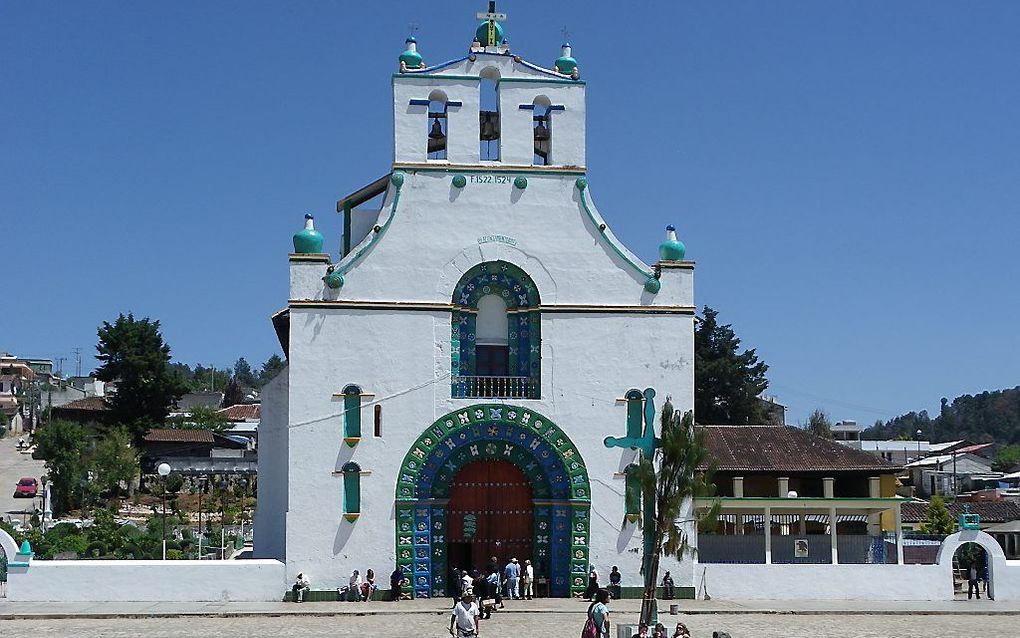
<box><xmin>451</xmin><ymin>261</ymin><xmax>540</xmax><ymax>399</ymax></box>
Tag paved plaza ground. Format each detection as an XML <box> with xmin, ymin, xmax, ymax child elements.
<box><xmin>1</xmin><ymin>599</ymin><xmax>1018</xmax><ymax>637</ymax></box>
<box><xmin>0</xmin><ymin>609</ymin><xmax>1016</xmax><ymax>638</ymax></box>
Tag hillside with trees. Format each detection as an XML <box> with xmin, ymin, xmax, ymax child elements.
<box><xmin>863</xmin><ymin>386</ymin><xmax>1020</xmax><ymax>445</ymax></box>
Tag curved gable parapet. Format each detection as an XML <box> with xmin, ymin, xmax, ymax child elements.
<box><xmin>573</xmin><ymin>178</ymin><xmax>660</xmax><ymax>293</ymax></box>
<box><xmin>397</xmin><ymin>52</ymin><xmax>582</xmax><ymax>82</ymax></box>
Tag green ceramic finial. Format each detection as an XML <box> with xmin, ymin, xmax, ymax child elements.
<box><xmin>514</xmin><ymin>176</ymin><xmax>528</xmax><ymax>189</ymax></box>
<box><xmin>293</xmin><ymin>214</ymin><xmax>324</xmax><ymax>254</ymax></box>
<box><xmin>658</xmin><ymin>225</ymin><xmax>686</xmax><ymax>261</ymax></box>
<box><xmin>555</xmin><ymin>43</ymin><xmax>579</xmax><ymax>79</ymax></box>
<box><xmin>399</xmin><ymin>36</ymin><xmax>424</xmax><ymax>70</ymax></box>
<box><xmin>19</xmin><ymin>539</ymin><xmax>32</xmax><ymax>554</ymax></box>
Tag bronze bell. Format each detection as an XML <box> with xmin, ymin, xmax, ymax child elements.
<box><xmin>428</xmin><ymin>117</ymin><xmax>446</xmax><ymax>141</ymax></box>
<box><xmin>533</xmin><ymin>118</ymin><xmax>550</xmax><ymax>141</ymax></box>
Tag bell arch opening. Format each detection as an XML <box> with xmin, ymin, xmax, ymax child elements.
<box><xmin>394</xmin><ymin>404</ymin><xmax>590</xmax><ymax>599</ymax></box>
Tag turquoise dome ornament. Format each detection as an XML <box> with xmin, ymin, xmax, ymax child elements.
<box><xmin>658</xmin><ymin>225</ymin><xmax>686</xmax><ymax>261</ymax></box>
<box><xmin>476</xmin><ymin>20</ymin><xmax>505</xmax><ymax>47</ymax></box>
<box><xmin>555</xmin><ymin>43</ymin><xmax>578</xmax><ymax>77</ymax></box>
<box><xmin>324</xmin><ymin>269</ymin><xmax>344</xmax><ymax>290</ymax></box>
<box><xmin>293</xmin><ymin>214</ymin><xmax>324</xmax><ymax>254</ymax></box>
<box><xmin>399</xmin><ymin>36</ymin><xmax>423</xmax><ymax>70</ymax></box>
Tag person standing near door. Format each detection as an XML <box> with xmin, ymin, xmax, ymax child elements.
<box><xmin>521</xmin><ymin>559</ymin><xmax>534</xmax><ymax>600</ymax></box>
<box><xmin>504</xmin><ymin>557</ymin><xmax>521</xmax><ymax>599</ymax></box>
<box><xmin>968</xmin><ymin>562</ymin><xmax>982</xmax><ymax>599</ymax></box>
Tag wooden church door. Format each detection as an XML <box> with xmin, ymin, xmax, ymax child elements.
<box><xmin>446</xmin><ymin>460</ymin><xmax>534</xmax><ymax>580</ymax></box>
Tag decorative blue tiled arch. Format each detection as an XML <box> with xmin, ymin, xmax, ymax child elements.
<box><xmin>395</xmin><ymin>405</ymin><xmax>590</xmax><ymax>599</ymax></box>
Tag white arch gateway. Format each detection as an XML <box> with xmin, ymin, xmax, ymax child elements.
<box><xmin>936</xmin><ymin>529</ymin><xmax>1020</xmax><ymax>600</ymax></box>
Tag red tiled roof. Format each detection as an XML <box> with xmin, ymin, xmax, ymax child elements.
<box><xmin>901</xmin><ymin>500</ymin><xmax>1020</xmax><ymax>524</ymax></box>
<box><xmin>700</xmin><ymin>425</ymin><xmax>900</xmax><ymax>473</ymax></box>
<box><xmin>57</xmin><ymin>397</ymin><xmax>109</xmax><ymax>411</ymax></box>
<box><xmin>217</xmin><ymin>404</ymin><xmax>261</xmax><ymax>421</ymax></box>
<box><xmin>142</xmin><ymin>428</ymin><xmax>215</xmax><ymax>444</ymax></box>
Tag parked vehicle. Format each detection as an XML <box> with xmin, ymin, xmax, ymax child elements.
<box><xmin>14</xmin><ymin>477</ymin><xmax>38</xmax><ymax>497</ymax></box>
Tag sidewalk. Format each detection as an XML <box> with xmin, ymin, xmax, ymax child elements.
<box><xmin>1</xmin><ymin>598</ymin><xmax>1018</xmax><ymax>619</ymax></box>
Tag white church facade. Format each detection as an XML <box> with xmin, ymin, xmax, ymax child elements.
<box><xmin>255</xmin><ymin>7</ymin><xmax>697</xmax><ymax>599</ymax></box>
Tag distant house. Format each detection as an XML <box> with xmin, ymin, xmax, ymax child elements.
<box><xmin>49</xmin><ymin>396</ymin><xmax>113</xmax><ymax>426</ymax></box>
<box><xmin>0</xmin><ymin>358</ymin><xmax>35</xmax><ymax>433</ymax></box>
<box><xmin>141</xmin><ymin>427</ymin><xmax>255</xmax><ymax>477</ymax></box>
<box><xmin>172</xmin><ymin>391</ymin><xmax>225</xmax><ymax>413</ymax></box>
<box><xmin>217</xmin><ymin>403</ymin><xmax>260</xmax><ymax>442</ymax></box>
<box><xmin>905</xmin><ymin>452</ymin><xmax>998</xmax><ymax>499</ymax></box>
<box><xmin>900</xmin><ymin>499</ymin><xmax>1020</xmax><ymax>533</ymax></box>
<box><xmin>695</xmin><ymin>425</ymin><xmax>904</xmax><ymax>566</ymax></box>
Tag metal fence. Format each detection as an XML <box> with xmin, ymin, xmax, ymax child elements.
<box><xmin>451</xmin><ymin>376</ymin><xmax>538</xmax><ymax>399</ymax></box>
<box><xmin>697</xmin><ymin>534</ymin><xmax>766</xmax><ymax>564</ymax></box>
<box><xmin>698</xmin><ymin>534</ymin><xmax>921</xmax><ymax>565</ymax></box>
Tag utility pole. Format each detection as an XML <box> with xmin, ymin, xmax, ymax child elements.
<box><xmin>72</xmin><ymin>348</ymin><xmax>82</xmax><ymax>377</ymax></box>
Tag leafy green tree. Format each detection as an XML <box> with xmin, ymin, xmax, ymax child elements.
<box><xmin>694</xmin><ymin>306</ymin><xmax>770</xmax><ymax>425</ymax></box>
<box><xmin>633</xmin><ymin>400</ymin><xmax>718</xmax><ymax>624</ymax></box>
<box><xmin>259</xmin><ymin>354</ymin><xmax>286</xmax><ymax>386</ymax></box>
<box><xmin>865</xmin><ymin>386</ymin><xmax>1020</xmax><ymax>445</ymax></box>
<box><xmin>170</xmin><ymin>405</ymin><xmax>230</xmax><ymax>434</ymax></box>
<box><xmin>90</xmin><ymin>427</ymin><xmax>139</xmax><ymax>501</ymax></box>
<box><xmin>232</xmin><ymin>357</ymin><xmax>258</xmax><ymax>388</ymax></box>
<box><xmin>222</xmin><ymin>378</ymin><xmax>245</xmax><ymax>407</ymax></box>
<box><xmin>919</xmin><ymin>495</ymin><xmax>956</xmax><ymax>535</ymax></box>
<box><xmin>993</xmin><ymin>444</ymin><xmax>1020</xmax><ymax>472</ymax></box>
<box><xmin>95</xmin><ymin>313</ymin><xmax>190</xmax><ymax>441</ymax></box>
<box><xmin>33</xmin><ymin>419</ymin><xmax>91</xmax><ymax>514</ymax></box>
<box><xmin>807</xmin><ymin>409</ymin><xmax>833</xmax><ymax>438</ymax></box>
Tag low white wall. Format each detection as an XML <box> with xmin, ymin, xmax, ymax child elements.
<box><xmin>698</xmin><ymin>563</ymin><xmax>949</xmax><ymax>600</ymax></box>
<box><xmin>7</xmin><ymin>559</ymin><xmax>286</xmax><ymax>602</ymax></box>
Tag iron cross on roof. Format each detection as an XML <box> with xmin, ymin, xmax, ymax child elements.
<box><xmin>476</xmin><ymin>1</ymin><xmax>507</xmax><ymax>23</ymax></box>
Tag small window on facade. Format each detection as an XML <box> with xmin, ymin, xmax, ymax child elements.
<box><xmin>341</xmin><ymin>461</ymin><xmax>361</xmax><ymax>521</ymax></box>
<box><xmin>532</xmin><ymin>96</ymin><xmax>552</xmax><ymax>165</ymax></box>
<box><xmin>374</xmin><ymin>404</ymin><xmax>382</xmax><ymax>437</ymax></box>
<box><xmin>479</xmin><ymin>68</ymin><xmax>500</xmax><ymax>161</ymax></box>
<box><xmin>427</xmin><ymin>90</ymin><xmax>448</xmax><ymax>160</ymax></box>
<box><xmin>342</xmin><ymin>384</ymin><xmax>362</xmax><ymax>445</ymax></box>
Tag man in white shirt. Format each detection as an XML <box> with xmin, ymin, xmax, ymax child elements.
<box><xmin>449</xmin><ymin>592</ymin><xmax>481</xmax><ymax>637</ymax></box>
<box><xmin>522</xmin><ymin>559</ymin><xmax>535</xmax><ymax>600</ymax></box>
<box><xmin>292</xmin><ymin>573</ymin><xmax>310</xmax><ymax>603</ymax></box>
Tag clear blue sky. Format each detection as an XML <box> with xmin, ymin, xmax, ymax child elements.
<box><xmin>3</xmin><ymin>1</ymin><xmax>1018</xmax><ymax>426</ymax></box>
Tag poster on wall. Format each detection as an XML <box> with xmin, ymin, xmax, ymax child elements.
<box><xmin>795</xmin><ymin>538</ymin><xmax>809</xmax><ymax>558</ymax></box>
<box><xmin>463</xmin><ymin>513</ymin><xmax>477</xmax><ymax>540</ymax></box>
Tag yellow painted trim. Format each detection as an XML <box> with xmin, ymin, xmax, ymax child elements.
<box><xmin>343</xmin><ymin>513</ymin><xmax>361</xmax><ymax>523</ymax></box>
<box><xmin>657</xmin><ymin>260</ymin><xmax>696</xmax><ymax>270</ymax></box>
<box><xmin>291</xmin><ymin>299</ymin><xmax>696</xmax><ymax>315</ymax></box>
<box><xmin>343</xmin><ymin>437</ymin><xmax>361</xmax><ymax>448</ymax></box>
<box><xmin>288</xmin><ymin>253</ymin><xmax>331</xmax><ymax>263</ymax></box>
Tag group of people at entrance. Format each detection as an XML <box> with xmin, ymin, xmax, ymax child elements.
<box><xmin>452</xmin><ymin>556</ymin><xmax>536</xmax><ymax>610</ymax></box>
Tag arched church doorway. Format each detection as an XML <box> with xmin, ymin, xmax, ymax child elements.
<box><xmin>447</xmin><ymin>460</ymin><xmax>533</xmax><ymax>579</ymax></box>
<box><xmin>395</xmin><ymin>405</ymin><xmax>591</xmax><ymax>599</ymax></box>
<box><xmin>953</xmin><ymin>542</ymin><xmax>991</xmax><ymax>600</ymax></box>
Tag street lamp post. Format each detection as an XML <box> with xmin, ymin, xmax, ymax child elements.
<box><xmin>197</xmin><ymin>476</ymin><xmax>207</xmax><ymax>559</ymax></box>
<box><xmin>157</xmin><ymin>463</ymin><xmax>171</xmax><ymax>560</ymax></box>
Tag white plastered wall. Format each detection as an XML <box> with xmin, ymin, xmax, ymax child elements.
<box><xmin>5</xmin><ymin>560</ymin><xmax>286</xmax><ymax>602</ymax></box>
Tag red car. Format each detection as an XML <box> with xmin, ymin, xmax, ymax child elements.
<box><xmin>14</xmin><ymin>477</ymin><xmax>38</xmax><ymax>497</ymax></box>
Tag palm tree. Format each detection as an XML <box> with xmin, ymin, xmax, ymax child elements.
<box><xmin>633</xmin><ymin>400</ymin><xmax>718</xmax><ymax>625</ymax></box>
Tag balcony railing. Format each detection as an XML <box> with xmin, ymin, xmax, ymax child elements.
<box><xmin>452</xmin><ymin>376</ymin><xmax>538</xmax><ymax>399</ymax></box>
